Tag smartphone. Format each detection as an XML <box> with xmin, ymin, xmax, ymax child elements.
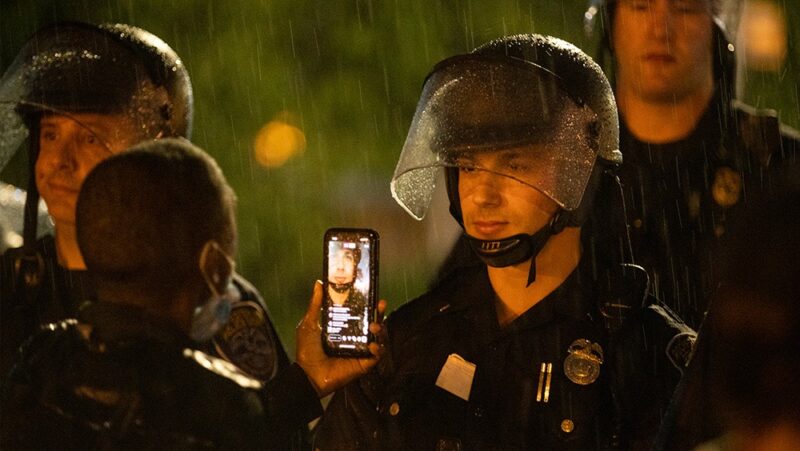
<box><xmin>322</xmin><ymin>228</ymin><xmax>379</xmax><ymax>357</ymax></box>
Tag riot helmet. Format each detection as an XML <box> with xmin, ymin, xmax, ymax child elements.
<box><xmin>0</xmin><ymin>21</ymin><xmax>193</xmax><ymax>171</ymax></box>
<box><xmin>0</xmin><ymin>21</ymin><xmax>193</xmax><ymax>291</ymax></box>
<box><xmin>390</xmin><ymin>34</ymin><xmax>621</xmax><ymax>284</ymax></box>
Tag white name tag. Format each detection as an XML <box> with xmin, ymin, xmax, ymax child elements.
<box><xmin>435</xmin><ymin>353</ymin><xmax>476</xmax><ymax>401</ymax></box>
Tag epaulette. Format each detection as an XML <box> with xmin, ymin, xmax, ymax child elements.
<box><xmin>182</xmin><ymin>348</ymin><xmax>263</xmax><ymax>390</ymax></box>
<box><xmin>597</xmin><ymin>264</ymin><xmax>649</xmax><ymax>333</ymax></box>
<box><xmin>732</xmin><ymin>100</ymin><xmax>783</xmax><ymax>167</ymax></box>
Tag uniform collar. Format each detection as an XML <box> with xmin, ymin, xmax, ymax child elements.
<box><xmin>79</xmin><ymin>301</ymin><xmax>193</xmax><ymax>348</ymax></box>
<box><xmin>437</xmin><ymin>261</ymin><xmax>597</xmax><ymax>333</ymax></box>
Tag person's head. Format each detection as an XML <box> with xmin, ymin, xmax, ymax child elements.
<box><xmin>613</xmin><ymin>0</ymin><xmax>715</xmax><ymax>102</ymax></box>
<box><xmin>76</xmin><ymin>139</ymin><xmax>235</xmax><ymax>333</ymax></box>
<box><xmin>328</xmin><ymin>244</ymin><xmax>361</xmax><ymax>292</ymax></box>
<box><xmin>391</xmin><ymin>34</ymin><xmax>621</xmax><ymax>283</ymax></box>
<box><xmin>0</xmin><ymin>21</ymin><xmax>193</xmax><ymax>227</ymax></box>
<box><xmin>586</xmin><ymin>0</ymin><xmax>733</xmax><ymax>102</ymax></box>
<box><xmin>707</xmin><ymin>187</ymin><xmax>800</xmax><ymax>443</ymax></box>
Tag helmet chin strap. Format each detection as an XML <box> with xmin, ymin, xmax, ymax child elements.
<box><xmin>329</xmin><ymin>281</ymin><xmax>354</xmax><ymax>294</ymax></box>
<box><xmin>465</xmin><ymin>213</ymin><xmax>564</xmax><ymax>287</ymax></box>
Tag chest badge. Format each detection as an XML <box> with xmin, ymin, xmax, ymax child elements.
<box><xmin>564</xmin><ymin>339</ymin><xmax>604</xmax><ymax>385</ymax></box>
<box><xmin>712</xmin><ymin>166</ymin><xmax>742</xmax><ymax>208</ymax></box>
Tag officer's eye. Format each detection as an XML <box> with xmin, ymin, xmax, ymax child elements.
<box><xmin>674</xmin><ymin>0</ymin><xmax>705</xmax><ymax>14</ymax></box>
<box><xmin>624</xmin><ymin>0</ymin><xmax>651</xmax><ymax>11</ymax></box>
<box><xmin>40</xmin><ymin>129</ymin><xmax>58</xmax><ymax>142</ymax></box>
<box><xmin>507</xmin><ymin>160</ymin><xmax>530</xmax><ymax>173</ymax></box>
<box><xmin>459</xmin><ymin>166</ymin><xmax>478</xmax><ymax>174</ymax></box>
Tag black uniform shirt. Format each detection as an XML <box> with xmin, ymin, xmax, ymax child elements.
<box><xmin>317</xmin><ymin>263</ymin><xmax>616</xmax><ymax>451</ymax></box>
<box><xmin>616</xmin><ymin>94</ymin><xmax>732</xmax><ymax>328</ymax></box>
<box><xmin>0</xmin><ymin>235</ymin><xmax>93</xmax><ymax>375</ymax></box>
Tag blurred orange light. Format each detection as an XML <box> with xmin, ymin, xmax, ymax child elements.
<box><xmin>253</xmin><ymin>114</ymin><xmax>306</xmax><ymax>168</ymax></box>
<box><xmin>738</xmin><ymin>0</ymin><xmax>787</xmax><ymax>72</ymax></box>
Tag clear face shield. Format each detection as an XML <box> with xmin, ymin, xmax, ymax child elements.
<box><xmin>390</xmin><ymin>55</ymin><xmax>600</xmax><ymax>221</ymax></box>
<box><xmin>0</xmin><ymin>23</ymin><xmax>173</xmax><ymax>174</ymax></box>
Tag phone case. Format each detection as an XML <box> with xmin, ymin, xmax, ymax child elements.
<box><xmin>322</xmin><ymin>228</ymin><xmax>379</xmax><ymax>357</ymax></box>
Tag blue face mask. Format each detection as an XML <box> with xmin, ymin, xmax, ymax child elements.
<box><xmin>190</xmin><ymin>241</ymin><xmax>237</xmax><ymax>342</ymax></box>
<box><xmin>189</xmin><ymin>281</ymin><xmax>236</xmax><ymax>342</ymax></box>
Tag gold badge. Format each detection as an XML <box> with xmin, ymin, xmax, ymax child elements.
<box><xmin>564</xmin><ymin>339</ymin><xmax>603</xmax><ymax>385</ymax></box>
<box><xmin>712</xmin><ymin>166</ymin><xmax>742</xmax><ymax>208</ymax></box>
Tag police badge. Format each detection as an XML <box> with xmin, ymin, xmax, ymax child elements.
<box><xmin>213</xmin><ymin>300</ymin><xmax>278</xmax><ymax>381</ymax></box>
<box><xmin>563</xmin><ymin>339</ymin><xmax>604</xmax><ymax>385</ymax></box>
<box><xmin>711</xmin><ymin>166</ymin><xmax>742</xmax><ymax>208</ymax></box>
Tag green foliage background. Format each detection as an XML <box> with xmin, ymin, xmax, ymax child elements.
<box><xmin>2</xmin><ymin>0</ymin><xmax>798</xmax><ymax>353</ymax></box>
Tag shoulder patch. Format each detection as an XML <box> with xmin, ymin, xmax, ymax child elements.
<box><xmin>182</xmin><ymin>348</ymin><xmax>263</xmax><ymax>390</ymax></box>
<box><xmin>212</xmin><ymin>300</ymin><xmax>278</xmax><ymax>381</ymax></box>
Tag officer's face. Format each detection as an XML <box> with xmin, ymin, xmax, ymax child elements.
<box><xmin>613</xmin><ymin>0</ymin><xmax>714</xmax><ymax>102</ymax></box>
<box><xmin>458</xmin><ymin>148</ymin><xmax>559</xmax><ymax>240</ymax></box>
<box><xmin>329</xmin><ymin>249</ymin><xmax>356</xmax><ymax>285</ymax></box>
<box><xmin>36</xmin><ymin>113</ymin><xmax>139</xmax><ymax>226</ymax></box>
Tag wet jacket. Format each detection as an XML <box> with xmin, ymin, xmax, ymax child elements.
<box><xmin>0</xmin><ymin>301</ymin><xmax>322</xmax><ymax>450</ymax></box>
<box><xmin>315</xmin><ymin>262</ymin><xmax>691</xmax><ymax>450</ymax></box>
<box><xmin>0</xmin><ymin>302</ymin><xmax>269</xmax><ymax>450</ymax></box>
<box><xmin>0</xmin><ymin>235</ymin><xmax>291</xmax><ymax>382</ymax></box>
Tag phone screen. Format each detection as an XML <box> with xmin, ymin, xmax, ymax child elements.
<box><xmin>322</xmin><ymin>228</ymin><xmax>379</xmax><ymax>357</ymax></box>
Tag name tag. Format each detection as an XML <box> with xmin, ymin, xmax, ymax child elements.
<box><xmin>435</xmin><ymin>353</ymin><xmax>476</xmax><ymax>401</ymax></box>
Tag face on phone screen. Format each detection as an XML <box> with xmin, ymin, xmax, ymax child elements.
<box><xmin>324</xmin><ymin>236</ymin><xmax>373</xmax><ymax>353</ymax></box>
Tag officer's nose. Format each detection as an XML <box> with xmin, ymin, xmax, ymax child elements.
<box><xmin>40</xmin><ymin>132</ymin><xmax>78</xmax><ymax>174</ymax></box>
<box><xmin>470</xmin><ymin>170</ymin><xmax>503</xmax><ymax>208</ymax></box>
<box><xmin>647</xmin><ymin>0</ymin><xmax>675</xmax><ymax>41</ymax></box>
<box><xmin>57</xmin><ymin>138</ymin><xmax>81</xmax><ymax>172</ymax></box>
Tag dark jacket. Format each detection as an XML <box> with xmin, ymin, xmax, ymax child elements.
<box><xmin>315</xmin><ymin>262</ymin><xmax>691</xmax><ymax>450</ymax></box>
<box><xmin>0</xmin><ymin>301</ymin><xmax>323</xmax><ymax>450</ymax></box>
<box><xmin>0</xmin><ymin>302</ymin><xmax>269</xmax><ymax>450</ymax></box>
<box><xmin>0</xmin><ymin>235</ymin><xmax>291</xmax><ymax>383</ymax></box>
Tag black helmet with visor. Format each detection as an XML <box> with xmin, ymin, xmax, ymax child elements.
<box><xmin>390</xmin><ymin>34</ymin><xmax>621</xmax><ymax>284</ymax></box>
<box><xmin>0</xmin><ymin>21</ymin><xmax>193</xmax><ymax>290</ymax></box>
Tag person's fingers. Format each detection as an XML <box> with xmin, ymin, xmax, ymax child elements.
<box><xmin>367</xmin><ymin>341</ymin><xmax>385</xmax><ymax>358</ymax></box>
<box><xmin>355</xmin><ymin>354</ymin><xmax>380</xmax><ymax>372</ymax></box>
<box><xmin>298</xmin><ymin>280</ymin><xmax>323</xmax><ymax>330</ymax></box>
<box><xmin>376</xmin><ymin>299</ymin><xmax>388</xmax><ymax>317</ymax></box>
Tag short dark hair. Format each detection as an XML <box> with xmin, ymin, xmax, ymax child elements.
<box><xmin>76</xmin><ymin>138</ymin><xmax>236</xmax><ymax>303</ymax></box>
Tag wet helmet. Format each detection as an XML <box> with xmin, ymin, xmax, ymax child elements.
<box><xmin>0</xmin><ymin>21</ymin><xmax>193</xmax><ymax>171</ymax></box>
<box><xmin>0</xmin><ymin>21</ymin><xmax>193</xmax><ymax>291</ymax></box>
<box><xmin>390</xmin><ymin>34</ymin><xmax>621</xmax><ymax>284</ymax></box>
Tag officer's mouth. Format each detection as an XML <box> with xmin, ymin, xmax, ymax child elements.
<box><xmin>471</xmin><ymin>220</ymin><xmax>508</xmax><ymax>237</ymax></box>
<box><xmin>46</xmin><ymin>181</ymin><xmax>79</xmax><ymax>196</ymax></box>
<box><xmin>643</xmin><ymin>53</ymin><xmax>676</xmax><ymax>64</ymax></box>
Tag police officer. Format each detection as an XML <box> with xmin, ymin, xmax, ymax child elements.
<box><xmin>583</xmin><ymin>0</ymin><xmax>800</xmax><ymax>328</ymax></box>
<box><xmin>0</xmin><ymin>22</ymin><xmax>288</xmax><ymax>389</ymax></box>
<box><xmin>1</xmin><ymin>139</ymin><xmax>385</xmax><ymax>450</ymax></box>
<box><xmin>315</xmin><ymin>34</ymin><xmax>690</xmax><ymax>450</ymax></box>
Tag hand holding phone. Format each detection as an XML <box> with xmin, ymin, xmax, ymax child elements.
<box><xmin>322</xmin><ymin>228</ymin><xmax>379</xmax><ymax>357</ymax></box>
<box><xmin>295</xmin><ymin>281</ymin><xmax>386</xmax><ymax>397</ymax></box>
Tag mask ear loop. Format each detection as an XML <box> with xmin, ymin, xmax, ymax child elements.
<box><xmin>198</xmin><ymin>240</ymin><xmax>235</xmax><ymax>297</ymax></box>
